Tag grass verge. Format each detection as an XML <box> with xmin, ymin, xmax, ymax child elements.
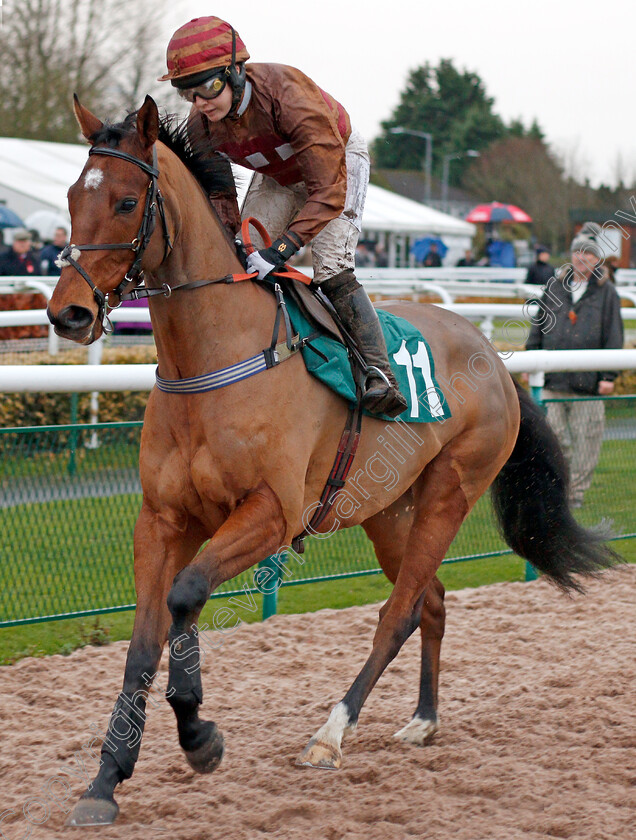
<box><xmin>3</xmin><ymin>545</ymin><xmax>633</xmax><ymax>665</ymax></box>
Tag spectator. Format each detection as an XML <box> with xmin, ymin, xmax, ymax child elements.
<box><xmin>456</xmin><ymin>249</ymin><xmax>475</xmax><ymax>267</ymax></box>
<box><xmin>423</xmin><ymin>242</ymin><xmax>442</xmax><ymax>267</ymax></box>
<box><xmin>374</xmin><ymin>243</ymin><xmax>388</xmax><ymax>268</ymax></box>
<box><xmin>355</xmin><ymin>241</ymin><xmax>375</xmax><ymax>268</ymax></box>
<box><xmin>525</xmin><ymin>244</ymin><xmax>554</xmax><ymax>285</ymax></box>
<box><xmin>40</xmin><ymin>226</ymin><xmax>69</xmax><ymax>276</ymax></box>
<box><xmin>29</xmin><ymin>229</ymin><xmax>44</xmax><ymax>252</ymax></box>
<box><xmin>0</xmin><ymin>229</ymin><xmax>42</xmax><ymax>276</ymax></box>
<box><xmin>487</xmin><ymin>239</ymin><xmax>516</xmax><ymax>268</ymax></box>
<box><xmin>525</xmin><ymin>222</ymin><xmax>624</xmax><ymax>508</ymax></box>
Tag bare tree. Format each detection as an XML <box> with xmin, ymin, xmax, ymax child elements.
<box><xmin>0</xmin><ymin>0</ymin><xmax>173</xmax><ymax>142</ymax></box>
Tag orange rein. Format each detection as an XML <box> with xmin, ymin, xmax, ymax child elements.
<box><xmin>240</xmin><ymin>218</ymin><xmax>313</xmax><ymax>285</ymax></box>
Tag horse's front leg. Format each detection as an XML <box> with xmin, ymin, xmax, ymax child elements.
<box><xmin>165</xmin><ymin>480</ymin><xmax>285</xmax><ymax>772</ymax></box>
<box><xmin>67</xmin><ymin>503</ymin><xmax>205</xmax><ymax>827</ymax></box>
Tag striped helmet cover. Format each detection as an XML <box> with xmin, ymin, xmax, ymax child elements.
<box><xmin>158</xmin><ymin>17</ymin><xmax>250</xmax><ymax>82</ymax></box>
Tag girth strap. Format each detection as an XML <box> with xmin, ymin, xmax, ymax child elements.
<box><xmin>291</xmin><ymin>394</ymin><xmax>363</xmax><ymax>554</ymax></box>
<box><xmin>155</xmin><ymin>276</ymin><xmax>321</xmax><ymax>394</ymax></box>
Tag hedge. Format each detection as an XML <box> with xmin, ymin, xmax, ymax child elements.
<box><xmin>0</xmin><ymin>346</ymin><xmax>155</xmax><ymax>427</ymax></box>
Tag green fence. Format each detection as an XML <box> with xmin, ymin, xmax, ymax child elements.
<box><xmin>1</xmin><ymin>396</ymin><xmax>634</xmax><ymax>627</ymax></box>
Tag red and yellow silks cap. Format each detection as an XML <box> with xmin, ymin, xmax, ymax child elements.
<box><xmin>158</xmin><ymin>17</ymin><xmax>249</xmax><ymax>83</ymax></box>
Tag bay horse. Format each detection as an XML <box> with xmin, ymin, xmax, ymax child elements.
<box><xmin>47</xmin><ymin>96</ymin><xmax>617</xmax><ymax>826</ymax></box>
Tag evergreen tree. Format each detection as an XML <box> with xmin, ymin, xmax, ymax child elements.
<box><xmin>372</xmin><ymin>59</ymin><xmax>507</xmax><ymax>182</ymax></box>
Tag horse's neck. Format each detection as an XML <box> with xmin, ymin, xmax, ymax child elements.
<box><xmin>148</xmin><ymin>156</ymin><xmax>272</xmax><ymax>380</ymax></box>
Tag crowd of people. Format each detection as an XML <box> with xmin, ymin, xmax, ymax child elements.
<box><xmin>354</xmin><ymin>240</ymin><xmax>389</xmax><ymax>268</ymax></box>
<box><xmin>0</xmin><ymin>225</ymin><xmax>69</xmax><ymax>340</ymax></box>
<box><xmin>0</xmin><ymin>226</ymin><xmax>68</xmax><ymax>277</ymax></box>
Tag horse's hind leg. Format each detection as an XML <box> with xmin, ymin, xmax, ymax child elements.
<box><xmin>297</xmin><ymin>448</ymin><xmax>465</xmax><ymax>769</ymax></box>
<box><xmin>66</xmin><ymin>503</ymin><xmax>205</xmax><ymax>827</ymax></box>
<box><xmin>394</xmin><ymin>576</ymin><xmax>445</xmax><ymax>744</ymax></box>
<box><xmin>362</xmin><ymin>498</ymin><xmax>446</xmax><ymax>745</ymax></box>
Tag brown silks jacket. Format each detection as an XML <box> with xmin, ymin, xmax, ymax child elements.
<box><xmin>190</xmin><ymin>63</ymin><xmax>352</xmax><ymax>243</ymax></box>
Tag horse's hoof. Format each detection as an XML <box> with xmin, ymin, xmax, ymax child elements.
<box><xmin>184</xmin><ymin>723</ymin><xmax>224</xmax><ymax>774</ymax></box>
<box><xmin>393</xmin><ymin>715</ymin><xmax>439</xmax><ymax>746</ymax></box>
<box><xmin>65</xmin><ymin>797</ymin><xmax>119</xmax><ymax>827</ymax></box>
<box><xmin>295</xmin><ymin>738</ymin><xmax>342</xmax><ymax>770</ymax></box>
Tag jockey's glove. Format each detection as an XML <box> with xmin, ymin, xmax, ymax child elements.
<box><xmin>246</xmin><ymin>232</ymin><xmax>302</xmax><ymax>280</ymax></box>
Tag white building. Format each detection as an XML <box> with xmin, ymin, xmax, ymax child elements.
<box><xmin>0</xmin><ymin>138</ymin><xmax>474</xmax><ymax>265</ymax></box>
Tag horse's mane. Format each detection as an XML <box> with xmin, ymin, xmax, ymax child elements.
<box><xmin>89</xmin><ymin>111</ymin><xmax>237</xmax><ymax>199</ymax></box>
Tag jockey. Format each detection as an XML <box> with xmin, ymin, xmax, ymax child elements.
<box><xmin>159</xmin><ymin>16</ymin><xmax>407</xmax><ymax>418</ymax></box>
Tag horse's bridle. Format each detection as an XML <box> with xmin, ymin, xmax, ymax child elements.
<box><xmin>57</xmin><ymin>145</ymin><xmax>172</xmax><ymax>334</ymax></box>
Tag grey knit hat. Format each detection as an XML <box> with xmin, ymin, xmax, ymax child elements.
<box><xmin>570</xmin><ymin>221</ymin><xmax>603</xmax><ymax>255</ymax></box>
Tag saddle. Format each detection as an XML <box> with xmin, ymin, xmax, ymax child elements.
<box><xmin>238</xmin><ymin>217</ymin><xmax>365</xmax><ymax>376</ymax></box>
<box><xmin>284</xmin><ymin>280</ymin><xmax>344</xmax><ymax>345</ymax></box>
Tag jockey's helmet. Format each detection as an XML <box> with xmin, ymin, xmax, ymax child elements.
<box><xmin>158</xmin><ymin>17</ymin><xmax>249</xmax><ymax>117</ymax></box>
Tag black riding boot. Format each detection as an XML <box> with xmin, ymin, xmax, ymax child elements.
<box><xmin>320</xmin><ymin>269</ymin><xmax>408</xmax><ymax>418</ymax></box>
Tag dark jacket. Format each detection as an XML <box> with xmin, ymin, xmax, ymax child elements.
<box><xmin>526</xmin><ymin>267</ymin><xmax>624</xmax><ymax>393</ymax></box>
<box><xmin>40</xmin><ymin>243</ymin><xmax>65</xmax><ymax>276</ymax></box>
<box><xmin>424</xmin><ymin>251</ymin><xmax>442</xmax><ymax>267</ymax></box>
<box><xmin>525</xmin><ymin>259</ymin><xmax>554</xmax><ymax>285</ymax></box>
<box><xmin>0</xmin><ymin>249</ymin><xmax>41</xmax><ymax>276</ymax></box>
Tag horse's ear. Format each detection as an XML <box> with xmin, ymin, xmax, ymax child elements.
<box><xmin>73</xmin><ymin>94</ymin><xmax>104</xmax><ymax>142</ymax></box>
<box><xmin>136</xmin><ymin>95</ymin><xmax>159</xmax><ymax>149</ymax></box>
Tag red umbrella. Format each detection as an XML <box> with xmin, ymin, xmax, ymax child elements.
<box><xmin>466</xmin><ymin>202</ymin><xmax>532</xmax><ymax>224</ymax></box>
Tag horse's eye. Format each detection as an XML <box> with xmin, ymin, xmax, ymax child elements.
<box><xmin>116</xmin><ymin>198</ymin><xmax>138</xmax><ymax>214</ymax></box>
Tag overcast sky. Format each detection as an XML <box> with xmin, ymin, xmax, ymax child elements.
<box><xmin>163</xmin><ymin>0</ymin><xmax>636</xmax><ymax>186</ymax></box>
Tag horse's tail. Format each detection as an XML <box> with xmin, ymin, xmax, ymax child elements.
<box><xmin>491</xmin><ymin>380</ymin><xmax>621</xmax><ymax>593</ymax></box>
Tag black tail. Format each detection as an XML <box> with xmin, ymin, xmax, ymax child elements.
<box><xmin>491</xmin><ymin>380</ymin><xmax>621</xmax><ymax>593</ymax></box>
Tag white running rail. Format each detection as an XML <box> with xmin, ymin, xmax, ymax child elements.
<box><xmin>1</xmin><ymin>350</ymin><xmax>636</xmax><ymax>393</ymax></box>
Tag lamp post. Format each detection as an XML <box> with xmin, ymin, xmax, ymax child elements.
<box><xmin>389</xmin><ymin>127</ymin><xmax>433</xmax><ymax>206</ymax></box>
<box><xmin>441</xmin><ymin>149</ymin><xmax>480</xmax><ymax>213</ymax></box>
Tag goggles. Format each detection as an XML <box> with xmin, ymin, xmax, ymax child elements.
<box><xmin>177</xmin><ymin>72</ymin><xmax>228</xmax><ymax>103</ymax></box>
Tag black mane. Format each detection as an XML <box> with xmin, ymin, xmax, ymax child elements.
<box><xmin>89</xmin><ymin>111</ymin><xmax>237</xmax><ymax>199</ymax></box>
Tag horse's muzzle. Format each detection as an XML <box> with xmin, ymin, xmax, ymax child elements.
<box><xmin>47</xmin><ymin>303</ymin><xmax>97</xmax><ymax>343</ymax></box>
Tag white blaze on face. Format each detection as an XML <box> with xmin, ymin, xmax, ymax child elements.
<box><xmin>84</xmin><ymin>168</ymin><xmax>104</xmax><ymax>190</ymax></box>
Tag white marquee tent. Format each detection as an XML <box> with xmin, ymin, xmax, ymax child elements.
<box><xmin>0</xmin><ymin>138</ymin><xmax>474</xmax><ymax>265</ymax></box>
<box><xmin>0</xmin><ymin>138</ymin><xmax>84</xmax><ymax>221</ymax></box>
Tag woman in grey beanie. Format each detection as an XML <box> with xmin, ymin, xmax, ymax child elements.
<box><xmin>569</xmin><ymin>221</ymin><xmax>604</xmax><ymax>255</ymax></box>
<box><xmin>526</xmin><ymin>221</ymin><xmax>623</xmax><ymax>508</ymax></box>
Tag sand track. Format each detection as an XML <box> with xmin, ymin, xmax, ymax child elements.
<box><xmin>1</xmin><ymin>567</ymin><xmax>634</xmax><ymax>840</ymax></box>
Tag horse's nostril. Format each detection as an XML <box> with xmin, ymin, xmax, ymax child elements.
<box><xmin>50</xmin><ymin>305</ymin><xmax>94</xmax><ymax>330</ymax></box>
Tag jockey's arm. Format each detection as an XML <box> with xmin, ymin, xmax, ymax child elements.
<box><xmin>273</xmin><ymin>79</ymin><xmax>349</xmax><ymax>247</ymax></box>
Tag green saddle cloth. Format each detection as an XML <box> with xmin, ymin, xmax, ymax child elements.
<box><xmin>283</xmin><ymin>292</ymin><xmax>451</xmax><ymax>423</ymax></box>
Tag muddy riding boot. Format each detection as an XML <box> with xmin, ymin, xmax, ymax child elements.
<box><xmin>320</xmin><ymin>270</ymin><xmax>408</xmax><ymax>418</ymax></box>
